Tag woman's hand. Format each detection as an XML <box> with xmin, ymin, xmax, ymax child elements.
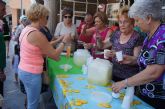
<box><xmin>56</xmin><ymin>35</ymin><xmax>64</xmax><ymax>42</ymax></box>
<box><xmin>62</xmin><ymin>34</ymin><xmax>71</xmax><ymax>44</ymax></box>
<box><xmin>120</xmin><ymin>55</ymin><xmax>137</xmax><ymax>65</ymax></box>
<box><xmin>112</xmin><ymin>80</ymin><xmax>126</xmax><ymax>93</ymax></box>
<box><xmin>105</xmin><ymin>50</ymin><xmax>116</xmax><ymax>58</ymax></box>
<box><xmin>83</xmin><ymin>43</ymin><xmax>93</xmax><ymax>49</ymax></box>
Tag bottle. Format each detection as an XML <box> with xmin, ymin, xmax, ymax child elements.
<box><xmin>95</xmin><ymin>31</ymin><xmax>101</xmax><ymax>49</ymax></box>
<box><xmin>121</xmin><ymin>87</ymin><xmax>134</xmax><ymax>109</ymax></box>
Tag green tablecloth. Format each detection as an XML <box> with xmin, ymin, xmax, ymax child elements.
<box><xmin>47</xmin><ymin>55</ymin><xmax>82</xmax><ymax>89</ymax></box>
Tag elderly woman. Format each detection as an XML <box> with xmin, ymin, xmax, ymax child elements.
<box><xmin>101</xmin><ymin>6</ymin><xmax>143</xmax><ymax>81</ymax></box>
<box><xmin>18</xmin><ymin>4</ymin><xmax>71</xmax><ymax>109</ymax></box>
<box><xmin>83</xmin><ymin>12</ymin><xmax>112</xmax><ymax>59</ymax></box>
<box><xmin>112</xmin><ymin>1</ymin><xmax>165</xmax><ymax>108</ymax></box>
<box><xmin>78</xmin><ymin>13</ymin><xmax>94</xmax><ymax>43</ymax></box>
<box><xmin>13</xmin><ymin>15</ymin><xmax>31</xmax><ymax>41</ymax></box>
<box><xmin>54</xmin><ymin>7</ymin><xmax>77</xmax><ymax>52</ymax></box>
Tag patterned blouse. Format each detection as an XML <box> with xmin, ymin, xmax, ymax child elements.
<box><xmin>110</xmin><ymin>30</ymin><xmax>144</xmax><ymax>80</ymax></box>
<box><xmin>138</xmin><ymin>24</ymin><xmax>165</xmax><ymax>99</ymax></box>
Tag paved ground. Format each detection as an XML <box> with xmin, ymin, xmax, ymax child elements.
<box><xmin>2</xmin><ymin>40</ymin><xmax>57</xmax><ymax>109</ymax></box>
<box><xmin>3</xmin><ymin>57</ymin><xmax>26</xmax><ymax>109</ymax></box>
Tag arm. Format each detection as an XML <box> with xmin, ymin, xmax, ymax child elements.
<box><xmin>27</xmin><ymin>31</ymin><xmax>69</xmax><ymax>61</ymax></box>
<box><xmin>50</xmin><ymin>35</ymin><xmax>64</xmax><ymax>46</ymax></box>
<box><xmin>112</xmin><ymin>64</ymin><xmax>165</xmax><ymax>92</ymax></box>
<box><xmin>121</xmin><ymin>46</ymin><xmax>142</xmax><ymax>65</ymax></box>
<box><xmin>70</xmin><ymin>24</ymin><xmax>78</xmax><ymax>41</ymax></box>
<box><xmin>83</xmin><ymin>43</ymin><xmax>93</xmax><ymax>49</ymax></box>
<box><xmin>82</xmin><ymin>25</ymin><xmax>95</xmax><ymax>37</ymax></box>
<box><xmin>97</xmin><ymin>30</ymin><xmax>113</xmax><ymax>49</ymax></box>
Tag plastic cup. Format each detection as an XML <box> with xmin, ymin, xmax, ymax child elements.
<box><xmin>104</xmin><ymin>49</ymin><xmax>111</xmax><ymax>59</ymax></box>
<box><xmin>112</xmin><ymin>92</ymin><xmax>120</xmax><ymax>98</ymax></box>
<box><xmin>116</xmin><ymin>51</ymin><xmax>123</xmax><ymax>62</ymax></box>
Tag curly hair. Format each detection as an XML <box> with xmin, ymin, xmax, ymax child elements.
<box><xmin>94</xmin><ymin>12</ymin><xmax>108</xmax><ymax>24</ymax></box>
<box><xmin>26</xmin><ymin>3</ymin><xmax>49</xmax><ymax>22</ymax></box>
<box><xmin>117</xmin><ymin>6</ymin><xmax>134</xmax><ymax>24</ymax></box>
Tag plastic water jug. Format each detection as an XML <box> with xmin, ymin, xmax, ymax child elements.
<box><xmin>87</xmin><ymin>58</ymin><xmax>113</xmax><ymax>86</ymax></box>
<box><xmin>73</xmin><ymin>49</ymin><xmax>91</xmax><ymax>67</ymax></box>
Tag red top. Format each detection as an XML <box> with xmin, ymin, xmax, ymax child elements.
<box><xmin>78</xmin><ymin>23</ymin><xmax>94</xmax><ymax>43</ymax></box>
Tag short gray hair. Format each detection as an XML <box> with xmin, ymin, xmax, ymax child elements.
<box><xmin>129</xmin><ymin>0</ymin><xmax>162</xmax><ymax>20</ymax></box>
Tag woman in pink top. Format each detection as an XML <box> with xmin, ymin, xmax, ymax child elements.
<box><xmin>18</xmin><ymin>4</ymin><xmax>71</xmax><ymax>109</ymax></box>
<box><xmin>83</xmin><ymin>12</ymin><xmax>112</xmax><ymax>59</ymax></box>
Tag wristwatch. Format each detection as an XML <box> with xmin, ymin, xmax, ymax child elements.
<box><xmin>61</xmin><ymin>42</ymin><xmax>66</xmax><ymax>46</ymax></box>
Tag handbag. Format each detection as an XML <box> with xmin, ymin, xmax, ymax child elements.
<box><xmin>42</xmin><ymin>58</ymin><xmax>50</xmax><ymax>85</ymax></box>
<box><xmin>0</xmin><ymin>72</ymin><xmax>6</xmax><ymax>82</ymax></box>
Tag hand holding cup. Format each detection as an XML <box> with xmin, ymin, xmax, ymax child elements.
<box><xmin>116</xmin><ymin>51</ymin><xmax>123</xmax><ymax>62</ymax></box>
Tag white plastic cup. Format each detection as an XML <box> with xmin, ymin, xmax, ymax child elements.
<box><xmin>64</xmin><ymin>64</ymin><xmax>68</xmax><ymax>72</ymax></box>
<box><xmin>104</xmin><ymin>49</ymin><xmax>111</xmax><ymax>59</ymax></box>
<box><xmin>116</xmin><ymin>51</ymin><xmax>123</xmax><ymax>62</ymax></box>
<box><xmin>112</xmin><ymin>92</ymin><xmax>120</xmax><ymax>98</ymax></box>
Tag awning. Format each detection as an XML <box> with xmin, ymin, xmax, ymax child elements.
<box><xmin>7</xmin><ymin>0</ymin><xmax>31</xmax><ymax>10</ymax></box>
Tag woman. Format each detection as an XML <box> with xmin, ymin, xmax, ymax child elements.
<box><xmin>78</xmin><ymin>13</ymin><xmax>94</xmax><ymax>43</ymax></box>
<box><xmin>13</xmin><ymin>15</ymin><xmax>31</xmax><ymax>41</ymax></box>
<box><xmin>54</xmin><ymin>7</ymin><xmax>77</xmax><ymax>52</ymax></box>
<box><xmin>102</xmin><ymin>6</ymin><xmax>143</xmax><ymax>81</ymax></box>
<box><xmin>18</xmin><ymin>4</ymin><xmax>71</xmax><ymax>109</ymax></box>
<box><xmin>83</xmin><ymin>12</ymin><xmax>112</xmax><ymax>59</ymax></box>
<box><xmin>112</xmin><ymin>0</ymin><xmax>165</xmax><ymax>108</ymax></box>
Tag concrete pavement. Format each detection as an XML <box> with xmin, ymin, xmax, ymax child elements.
<box><xmin>2</xmin><ymin>40</ymin><xmax>57</xmax><ymax>109</ymax></box>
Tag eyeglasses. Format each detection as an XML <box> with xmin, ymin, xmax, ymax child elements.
<box><xmin>46</xmin><ymin>16</ymin><xmax>49</xmax><ymax>20</ymax></box>
<box><xmin>119</xmin><ymin>20</ymin><xmax>130</xmax><ymax>25</ymax></box>
<box><xmin>64</xmin><ymin>16</ymin><xmax>72</xmax><ymax>19</ymax></box>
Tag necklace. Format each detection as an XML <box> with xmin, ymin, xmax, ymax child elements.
<box><xmin>148</xmin><ymin>23</ymin><xmax>161</xmax><ymax>40</ymax></box>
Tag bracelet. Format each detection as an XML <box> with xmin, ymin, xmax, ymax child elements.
<box><xmin>124</xmin><ymin>78</ymin><xmax>129</xmax><ymax>87</ymax></box>
<box><xmin>61</xmin><ymin>42</ymin><xmax>66</xmax><ymax>46</ymax></box>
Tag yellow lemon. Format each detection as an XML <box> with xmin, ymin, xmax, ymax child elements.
<box><xmin>131</xmin><ymin>100</ymin><xmax>141</xmax><ymax>106</ymax></box>
<box><xmin>75</xmin><ymin>101</ymin><xmax>82</xmax><ymax>106</ymax></box>
<box><xmin>73</xmin><ymin>90</ymin><xmax>80</xmax><ymax>93</ymax></box>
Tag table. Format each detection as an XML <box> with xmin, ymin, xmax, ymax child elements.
<box><xmin>47</xmin><ymin>56</ymin><xmax>154</xmax><ymax>109</ymax></box>
<box><xmin>47</xmin><ymin>56</ymin><xmax>82</xmax><ymax>89</ymax></box>
<box><xmin>53</xmin><ymin>74</ymin><xmax>154</xmax><ymax>109</ymax></box>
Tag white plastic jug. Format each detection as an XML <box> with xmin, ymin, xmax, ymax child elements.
<box><xmin>73</xmin><ymin>49</ymin><xmax>91</xmax><ymax>67</ymax></box>
<box><xmin>87</xmin><ymin>58</ymin><xmax>113</xmax><ymax>86</ymax></box>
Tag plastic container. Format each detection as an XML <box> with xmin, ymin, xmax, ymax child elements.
<box><xmin>73</xmin><ymin>49</ymin><xmax>91</xmax><ymax>67</ymax></box>
<box><xmin>87</xmin><ymin>58</ymin><xmax>113</xmax><ymax>86</ymax></box>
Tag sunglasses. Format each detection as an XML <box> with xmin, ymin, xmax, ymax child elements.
<box><xmin>46</xmin><ymin>16</ymin><xmax>49</xmax><ymax>20</ymax></box>
<box><xmin>64</xmin><ymin>16</ymin><xmax>72</xmax><ymax>19</ymax></box>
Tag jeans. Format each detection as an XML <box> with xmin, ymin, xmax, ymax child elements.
<box><xmin>18</xmin><ymin>68</ymin><xmax>41</xmax><ymax>109</ymax></box>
